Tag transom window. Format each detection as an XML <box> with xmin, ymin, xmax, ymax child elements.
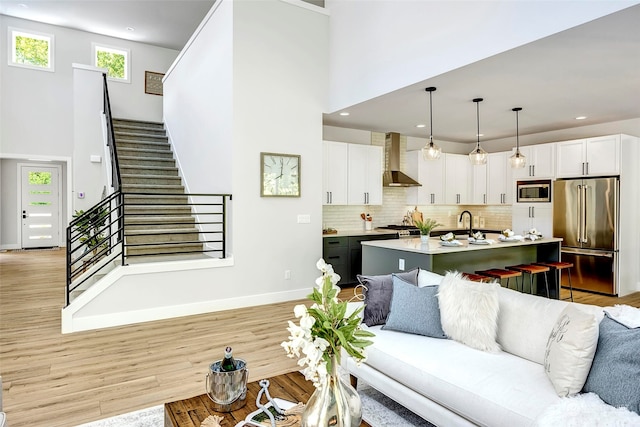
<box><xmin>93</xmin><ymin>43</ymin><xmax>130</xmax><ymax>83</ymax></box>
<box><xmin>8</xmin><ymin>28</ymin><xmax>55</xmax><ymax>72</ymax></box>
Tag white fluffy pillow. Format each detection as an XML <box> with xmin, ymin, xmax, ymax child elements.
<box><xmin>417</xmin><ymin>268</ymin><xmax>444</xmax><ymax>287</ymax></box>
<box><xmin>437</xmin><ymin>272</ymin><xmax>501</xmax><ymax>352</ymax></box>
<box><xmin>544</xmin><ymin>304</ymin><xmax>600</xmax><ymax>397</ymax></box>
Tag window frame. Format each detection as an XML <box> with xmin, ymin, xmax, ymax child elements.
<box><xmin>8</xmin><ymin>27</ymin><xmax>55</xmax><ymax>72</ymax></box>
<box><xmin>92</xmin><ymin>43</ymin><xmax>131</xmax><ymax>83</ymax></box>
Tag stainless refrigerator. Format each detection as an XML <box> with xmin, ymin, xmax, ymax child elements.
<box><xmin>553</xmin><ymin>177</ymin><xmax>619</xmax><ymax>295</ymax></box>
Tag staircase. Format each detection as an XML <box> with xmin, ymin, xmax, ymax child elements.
<box><xmin>112</xmin><ymin>118</ymin><xmax>203</xmax><ymax>258</ymax></box>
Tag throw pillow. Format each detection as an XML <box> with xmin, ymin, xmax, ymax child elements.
<box><xmin>583</xmin><ymin>314</ymin><xmax>640</xmax><ymax>414</ymax></box>
<box><xmin>382</xmin><ymin>275</ymin><xmax>447</xmax><ymax>338</ymax></box>
<box><xmin>437</xmin><ymin>272</ymin><xmax>501</xmax><ymax>352</ymax></box>
<box><xmin>417</xmin><ymin>268</ymin><xmax>444</xmax><ymax>287</ymax></box>
<box><xmin>357</xmin><ymin>269</ymin><xmax>419</xmax><ymax>327</ymax></box>
<box><xmin>543</xmin><ymin>304</ymin><xmax>600</xmax><ymax>397</ymax></box>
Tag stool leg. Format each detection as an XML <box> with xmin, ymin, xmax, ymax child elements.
<box><xmin>544</xmin><ymin>272</ymin><xmax>550</xmax><ymax>299</ymax></box>
<box><xmin>529</xmin><ymin>273</ymin><xmax>534</xmax><ymax>295</ymax></box>
<box><xmin>567</xmin><ymin>269</ymin><xmax>573</xmax><ymax>302</ymax></box>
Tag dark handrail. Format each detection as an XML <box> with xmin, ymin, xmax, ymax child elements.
<box><xmin>103</xmin><ymin>73</ymin><xmax>122</xmax><ymax>192</ymax></box>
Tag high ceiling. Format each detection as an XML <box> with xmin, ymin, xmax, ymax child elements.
<box><xmin>0</xmin><ymin>1</ymin><xmax>215</xmax><ymax>51</ymax></box>
<box><xmin>2</xmin><ymin>1</ymin><xmax>639</xmax><ymax>146</ymax></box>
<box><xmin>324</xmin><ymin>4</ymin><xmax>640</xmax><ymax>145</ymax></box>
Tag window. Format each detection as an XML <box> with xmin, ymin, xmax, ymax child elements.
<box><xmin>93</xmin><ymin>43</ymin><xmax>130</xmax><ymax>83</ymax></box>
<box><xmin>9</xmin><ymin>28</ymin><xmax>55</xmax><ymax>72</ymax></box>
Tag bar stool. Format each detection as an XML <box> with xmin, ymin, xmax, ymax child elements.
<box><xmin>476</xmin><ymin>269</ymin><xmax>522</xmax><ymax>291</ymax></box>
<box><xmin>506</xmin><ymin>264</ymin><xmax>551</xmax><ymax>298</ymax></box>
<box><xmin>462</xmin><ymin>272</ymin><xmax>493</xmax><ymax>283</ymax></box>
<box><xmin>535</xmin><ymin>262</ymin><xmax>574</xmax><ymax>302</ymax></box>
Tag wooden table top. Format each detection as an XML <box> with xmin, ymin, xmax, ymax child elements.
<box><xmin>164</xmin><ymin>371</ymin><xmax>370</xmax><ymax>427</ymax></box>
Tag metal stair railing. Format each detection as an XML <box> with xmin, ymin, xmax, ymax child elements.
<box><xmin>66</xmin><ymin>192</ymin><xmax>232</xmax><ymax>306</ymax></box>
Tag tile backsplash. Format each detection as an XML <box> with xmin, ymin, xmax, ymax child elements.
<box><xmin>322</xmin><ymin>188</ymin><xmax>513</xmax><ymax>232</ymax></box>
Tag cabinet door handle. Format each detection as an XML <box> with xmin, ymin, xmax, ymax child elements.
<box><xmin>456</xmin><ymin>194</ymin><xmax>460</xmax><ymax>204</ymax></box>
<box><xmin>532</xmin><ymin>206</ymin><xmax>535</xmax><ymax>218</ymax></box>
<box><xmin>330</xmin><ymin>192</ymin><xmax>332</xmax><ymax>204</ymax></box>
<box><xmin>586</xmin><ymin>162</ymin><xmax>589</xmax><ymax>175</ymax></box>
<box><xmin>327</xmin><ymin>256</ymin><xmax>340</xmax><ymax>260</ymax></box>
<box><xmin>483</xmin><ymin>194</ymin><xmax>486</xmax><ymax>204</ymax></box>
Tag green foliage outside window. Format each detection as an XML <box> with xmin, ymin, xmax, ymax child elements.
<box><xmin>97</xmin><ymin>50</ymin><xmax>126</xmax><ymax>79</ymax></box>
<box><xmin>15</xmin><ymin>35</ymin><xmax>50</xmax><ymax>68</ymax></box>
<box><xmin>29</xmin><ymin>172</ymin><xmax>52</xmax><ymax>185</ymax></box>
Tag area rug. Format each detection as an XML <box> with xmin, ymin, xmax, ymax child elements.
<box><xmin>76</xmin><ymin>382</ymin><xmax>434</xmax><ymax>427</ymax></box>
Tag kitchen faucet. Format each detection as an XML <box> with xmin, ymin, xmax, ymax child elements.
<box><xmin>459</xmin><ymin>210</ymin><xmax>473</xmax><ymax>237</ymax></box>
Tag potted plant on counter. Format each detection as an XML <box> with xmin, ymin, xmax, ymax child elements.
<box><xmin>414</xmin><ymin>218</ymin><xmax>443</xmax><ymax>243</ymax></box>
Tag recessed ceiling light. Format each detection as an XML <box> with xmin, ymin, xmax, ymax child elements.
<box><xmin>339</xmin><ymin>112</ymin><xmax>349</xmax><ymax>116</ymax></box>
<box><xmin>416</xmin><ymin>124</ymin><xmax>426</xmax><ymax>128</ymax></box>
<box><xmin>19</xmin><ymin>3</ymin><xmax>28</xmax><ymax>8</ymax></box>
<box><xmin>476</xmin><ymin>133</ymin><xmax>484</xmax><ymax>137</ymax></box>
<box><xmin>575</xmin><ymin>116</ymin><xmax>587</xmax><ymax>120</ymax></box>
<box><xmin>126</xmin><ymin>27</ymin><xmax>135</xmax><ymax>32</ymax></box>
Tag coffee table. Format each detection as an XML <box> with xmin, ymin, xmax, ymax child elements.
<box><xmin>164</xmin><ymin>371</ymin><xmax>370</xmax><ymax>427</ymax></box>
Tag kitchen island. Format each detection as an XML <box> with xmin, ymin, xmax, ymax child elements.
<box><xmin>362</xmin><ymin>234</ymin><xmax>563</xmax><ymax>298</ymax></box>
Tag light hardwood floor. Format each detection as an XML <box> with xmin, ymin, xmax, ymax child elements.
<box><xmin>1</xmin><ymin>249</ymin><xmax>639</xmax><ymax>427</ymax></box>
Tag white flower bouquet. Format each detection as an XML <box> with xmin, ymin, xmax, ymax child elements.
<box><xmin>281</xmin><ymin>259</ymin><xmax>375</xmax><ymax>387</ymax></box>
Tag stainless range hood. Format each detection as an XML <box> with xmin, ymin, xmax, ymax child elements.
<box><xmin>382</xmin><ymin>132</ymin><xmax>422</xmax><ymax>187</ymax></box>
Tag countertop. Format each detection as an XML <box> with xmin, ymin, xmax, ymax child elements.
<box><xmin>322</xmin><ymin>229</ymin><xmax>399</xmax><ymax>238</ymax></box>
<box><xmin>361</xmin><ymin>233</ymin><xmax>563</xmax><ymax>255</ymax></box>
<box><xmin>322</xmin><ymin>227</ymin><xmax>502</xmax><ymax>238</ymax></box>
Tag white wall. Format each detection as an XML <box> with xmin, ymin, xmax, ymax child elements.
<box><xmin>66</xmin><ymin>0</ymin><xmax>330</xmax><ymax>328</ymax></box>
<box><xmin>163</xmin><ymin>0</ymin><xmax>233</xmax><ymax>195</ymax></box>
<box><xmin>326</xmin><ymin>0</ymin><xmax>639</xmax><ymax>112</ymax></box>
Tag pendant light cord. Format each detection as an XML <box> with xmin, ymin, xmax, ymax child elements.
<box><xmin>513</xmin><ymin>107</ymin><xmax>522</xmax><ymax>152</ymax></box>
<box><xmin>474</xmin><ymin>98</ymin><xmax>483</xmax><ymax>150</ymax></box>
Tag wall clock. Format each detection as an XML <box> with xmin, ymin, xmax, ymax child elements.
<box><xmin>260</xmin><ymin>152</ymin><xmax>301</xmax><ymax>197</ymax></box>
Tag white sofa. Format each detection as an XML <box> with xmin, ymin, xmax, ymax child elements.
<box><xmin>346</xmin><ymin>273</ymin><xmax>638</xmax><ymax>427</ymax></box>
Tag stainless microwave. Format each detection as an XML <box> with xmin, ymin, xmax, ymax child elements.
<box><xmin>516</xmin><ymin>180</ymin><xmax>552</xmax><ymax>203</ymax></box>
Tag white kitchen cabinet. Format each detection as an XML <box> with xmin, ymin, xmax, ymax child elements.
<box><xmin>405</xmin><ymin>150</ymin><xmax>445</xmax><ymax>205</ymax></box>
<box><xmin>511</xmin><ymin>143</ymin><xmax>555</xmax><ymax>179</ymax></box>
<box><xmin>445</xmin><ymin>154</ymin><xmax>471</xmax><ymax>204</ymax></box>
<box><xmin>556</xmin><ymin>135</ymin><xmax>620</xmax><ymax>178</ymax></box>
<box><xmin>347</xmin><ymin>144</ymin><xmax>383</xmax><ymax>205</ymax></box>
<box><xmin>322</xmin><ymin>141</ymin><xmax>348</xmax><ymax>205</ymax></box>
<box><xmin>486</xmin><ymin>152</ymin><xmax>513</xmax><ymax>204</ymax></box>
<box><xmin>511</xmin><ymin>203</ymin><xmax>553</xmax><ymax>237</ymax></box>
<box><xmin>471</xmin><ymin>162</ymin><xmax>487</xmax><ymax>204</ymax></box>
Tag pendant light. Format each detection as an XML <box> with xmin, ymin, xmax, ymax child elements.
<box><xmin>468</xmin><ymin>98</ymin><xmax>487</xmax><ymax>165</ymax></box>
<box><xmin>421</xmin><ymin>87</ymin><xmax>441</xmax><ymax>160</ymax></box>
<box><xmin>509</xmin><ymin>107</ymin><xmax>526</xmax><ymax>169</ymax></box>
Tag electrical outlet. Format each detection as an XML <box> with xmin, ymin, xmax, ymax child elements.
<box><xmin>285</xmin><ymin>270</ymin><xmax>291</xmax><ymax>280</ymax></box>
<box><xmin>297</xmin><ymin>214</ymin><xmax>311</xmax><ymax>224</ymax></box>
<box><xmin>398</xmin><ymin>259</ymin><xmax>405</xmax><ymax>270</ymax></box>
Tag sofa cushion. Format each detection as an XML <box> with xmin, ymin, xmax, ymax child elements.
<box><xmin>438</xmin><ymin>272</ymin><xmax>501</xmax><ymax>352</ymax></box>
<box><xmin>359</xmin><ymin>325</ymin><xmax>561</xmax><ymax>426</ymax></box>
<box><xmin>357</xmin><ymin>269</ymin><xmax>419</xmax><ymax>327</ymax></box>
<box><xmin>583</xmin><ymin>314</ymin><xmax>640</xmax><ymax>414</ymax></box>
<box><xmin>496</xmin><ymin>287</ymin><xmax>602</xmax><ymax>365</ymax></box>
<box><xmin>543</xmin><ymin>304</ymin><xmax>600</xmax><ymax>397</ymax></box>
<box><xmin>382</xmin><ymin>275</ymin><xmax>446</xmax><ymax>338</ymax></box>
<box><xmin>417</xmin><ymin>268</ymin><xmax>444</xmax><ymax>287</ymax></box>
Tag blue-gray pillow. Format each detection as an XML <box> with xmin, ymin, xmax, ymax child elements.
<box><xmin>357</xmin><ymin>269</ymin><xmax>418</xmax><ymax>327</ymax></box>
<box><xmin>582</xmin><ymin>314</ymin><xmax>640</xmax><ymax>414</ymax></box>
<box><xmin>382</xmin><ymin>274</ymin><xmax>447</xmax><ymax>339</ymax></box>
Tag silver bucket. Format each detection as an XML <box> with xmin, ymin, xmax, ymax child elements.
<box><xmin>205</xmin><ymin>359</ymin><xmax>248</xmax><ymax>412</ymax></box>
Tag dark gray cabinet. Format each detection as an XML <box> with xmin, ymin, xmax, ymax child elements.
<box><xmin>323</xmin><ymin>233</ymin><xmax>397</xmax><ymax>286</ymax></box>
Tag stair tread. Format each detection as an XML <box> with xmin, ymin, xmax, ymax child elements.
<box><xmin>126</xmin><ymin>228</ymin><xmax>199</xmax><ymax>235</ymax></box>
<box><xmin>119</xmin><ymin>155</ymin><xmax>175</xmax><ymax>162</ymax></box>
<box><xmin>118</xmin><ymin>147</ymin><xmax>173</xmax><ymax>154</ymax></box>
<box><xmin>121</xmin><ymin>173</ymin><xmax>181</xmax><ymax>178</ymax></box>
<box><xmin>122</xmin><ymin>183</ymin><xmax>185</xmax><ymax>188</ymax></box>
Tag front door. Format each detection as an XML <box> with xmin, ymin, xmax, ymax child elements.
<box><xmin>20</xmin><ymin>164</ymin><xmax>61</xmax><ymax>248</ymax></box>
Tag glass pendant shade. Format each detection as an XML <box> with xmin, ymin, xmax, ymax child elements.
<box><xmin>422</xmin><ymin>137</ymin><xmax>442</xmax><ymax>160</ymax></box>
<box><xmin>421</xmin><ymin>87</ymin><xmax>441</xmax><ymax>160</ymax></box>
<box><xmin>509</xmin><ymin>150</ymin><xmax>526</xmax><ymax>168</ymax></box>
<box><xmin>469</xmin><ymin>98</ymin><xmax>487</xmax><ymax>165</ymax></box>
<box><xmin>469</xmin><ymin>144</ymin><xmax>488</xmax><ymax>165</ymax></box>
<box><xmin>510</xmin><ymin>107</ymin><xmax>526</xmax><ymax>169</ymax></box>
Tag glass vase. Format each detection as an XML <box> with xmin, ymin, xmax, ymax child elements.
<box><xmin>420</xmin><ymin>233</ymin><xmax>430</xmax><ymax>244</ymax></box>
<box><xmin>301</xmin><ymin>354</ymin><xmax>362</xmax><ymax>427</ymax></box>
